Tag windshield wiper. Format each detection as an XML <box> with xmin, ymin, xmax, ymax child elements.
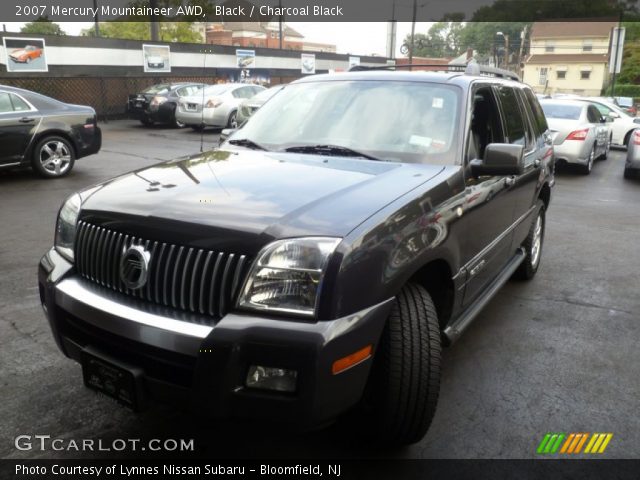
<box><xmin>228</xmin><ymin>138</ymin><xmax>269</xmax><ymax>151</ymax></box>
<box><xmin>284</xmin><ymin>144</ymin><xmax>379</xmax><ymax>160</ymax></box>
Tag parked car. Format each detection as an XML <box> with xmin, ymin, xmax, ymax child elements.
<box><xmin>146</xmin><ymin>56</ymin><xmax>165</xmax><ymax>69</ymax></box>
<box><xmin>9</xmin><ymin>45</ymin><xmax>43</xmax><ymax>63</ymax></box>
<box><xmin>176</xmin><ymin>83</ymin><xmax>266</xmax><ymax>130</ymax></box>
<box><xmin>236</xmin><ymin>85</ymin><xmax>285</xmax><ymax>126</ymax></box>
<box><xmin>127</xmin><ymin>83</ymin><xmax>205</xmax><ymax>128</ymax></box>
<box><xmin>624</xmin><ymin>129</ymin><xmax>640</xmax><ymax>179</ymax></box>
<box><xmin>614</xmin><ymin>96</ymin><xmax>637</xmax><ymax>117</ymax></box>
<box><xmin>39</xmin><ymin>66</ymin><xmax>554</xmax><ymax>446</ymax></box>
<box><xmin>540</xmin><ymin>99</ymin><xmax>611</xmax><ymax>174</ymax></box>
<box><xmin>0</xmin><ymin>85</ymin><xmax>101</xmax><ymax>178</ymax></box>
<box><xmin>577</xmin><ymin>97</ymin><xmax>640</xmax><ymax>147</ymax></box>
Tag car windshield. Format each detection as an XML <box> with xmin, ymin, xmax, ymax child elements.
<box><xmin>541</xmin><ymin>103</ymin><xmax>583</xmax><ymax>120</ymax></box>
<box><xmin>142</xmin><ymin>84</ymin><xmax>170</xmax><ymax>94</ymax></box>
<box><xmin>237</xmin><ymin>80</ymin><xmax>461</xmax><ymax>164</ymax></box>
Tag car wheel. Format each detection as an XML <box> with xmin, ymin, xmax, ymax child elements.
<box><xmin>140</xmin><ymin>116</ymin><xmax>154</xmax><ymax>127</ymax></box>
<box><xmin>582</xmin><ymin>145</ymin><xmax>595</xmax><ymax>175</ymax></box>
<box><xmin>172</xmin><ymin>106</ymin><xmax>186</xmax><ymax>128</ymax></box>
<box><xmin>227</xmin><ymin>111</ymin><xmax>238</xmax><ymax>129</ymax></box>
<box><xmin>191</xmin><ymin>125</ymin><xmax>205</xmax><ymax>132</ymax></box>
<box><xmin>31</xmin><ymin>136</ymin><xmax>75</xmax><ymax>178</ymax></box>
<box><xmin>601</xmin><ymin>135</ymin><xmax>611</xmax><ymax>160</ymax></box>
<box><xmin>513</xmin><ymin>199</ymin><xmax>545</xmax><ymax>281</ymax></box>
<box><xmin>357</xmin><ymin>283</ymin><xmax>441</xmax><ymax>445</ymax></box>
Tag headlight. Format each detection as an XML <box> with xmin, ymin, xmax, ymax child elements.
<box><xmin>238</xmin><ymin>237</ymin><xmax>341</xmax><ymax>317</ymax></box>
<box><xmin>54</xmin><ymin>193</ymin><xmax>82</xmax><ymax>262</ymax></box>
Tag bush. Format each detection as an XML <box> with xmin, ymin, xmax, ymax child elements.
<box><xmin>602</xmin><ymin>84</ymin><xmax>640</xmax><ymax>99</ymax></box>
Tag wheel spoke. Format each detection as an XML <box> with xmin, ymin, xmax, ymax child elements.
<box><xmin>43</xmin><ymin>145</ymin><xmax>55</xmax><ymax>157</ymax></box>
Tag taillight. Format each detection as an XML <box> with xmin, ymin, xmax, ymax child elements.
<box><xmin>566</xmin><ymin>128</ymin><xmax>589</xmax><ymax>141</ymax></box>
<box><xmin>633</xmin><ymin>130</ymin><xmax>640</xmax><ymax>145</ymax></box>
<box><xmin>150</xmin><ymin>96</ymin><xmax>167</xmax><ymax>107</ymax></box>
<box><xmin>205</xmin><ymin>97</ymin><xmax>223</xmax><ymax>108</ymax></box>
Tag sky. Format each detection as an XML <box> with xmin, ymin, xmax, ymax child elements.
<box><xmin>2</xmin><ymin>21</ymin><xmax>433</xmax><ymax>57</ymax></box>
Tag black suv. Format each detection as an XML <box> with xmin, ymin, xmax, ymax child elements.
<box><xmin>39</xmin><ymin>66</ymin><xmax>554</xmax><ymax>445</ymax></box>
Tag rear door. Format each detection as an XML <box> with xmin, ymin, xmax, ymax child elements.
<box><xmin>586</xmin><ymin>104</ymin><xmax>608</xmax><ymax>150</ymax></box>
<box><xmin>0</xmin><ymin>91</ymin><xmax>39</xmax><ymax>166</ymax></box>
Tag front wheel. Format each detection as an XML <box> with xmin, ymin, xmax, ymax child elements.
<box><xmin>358</xmin><ymin>283</ymin><xmax>441</xmax><ymax>445</ymax></box>
<box><xmin>31</xmin><ymin>136</ymin><xmax>75</xmax><ymax>178</ymax></box>
<box><xmin>513</xmin><ymin>199</ymin><xmax>545</xmax><ymax>280</ymax></box>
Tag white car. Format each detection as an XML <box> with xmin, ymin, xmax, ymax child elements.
<box><xmin>577</xmin><ymin>97</ymin><xmax>640</xmax><ymax>147</ymax></box>
<box><xmin>175</xmin><ymin>83</ymin><xmax>265</xmax><ymax>130</ymax></box>
<box><xmin>146</xmin><ymin>56</ymin><xmax>165</xmax><ymax>69</ymax></box>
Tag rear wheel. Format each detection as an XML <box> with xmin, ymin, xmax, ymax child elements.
<box><xmin>31</xmin><ymin>136</ymin><xmax>75</xmax><ymax>178</ymax></box>
<box><xmin>513</xmin><ymin>199</ymin><xmax>545</xmax><ymax>280</ymax></box>
<box><xmin>227</xmin><ymin>110</ymin><xmax>238</xmax><ymax>129</ymax></box>
<box><xmin>358</xmin><ymin>283</ymin><xmax>441</xmax><ymax>445</ymax></box>
<box><xmin>140</xmin><ymin>116</ymin><xmax>154</xmax><ymax>127</ymax></box>
<box><xmin>582</xmin><ymin>145</ymin><xmax>595</xmax><ymax>174</ymax></box>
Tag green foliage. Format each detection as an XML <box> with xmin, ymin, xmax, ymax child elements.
<box><xmin>603</xmin><ymin>84</ymin><xmax>640</xmax><ymax>97</ymax></box>
<box><xmin>617</xmin><ymin>40</ymin><xmax>640</xmax><ymax>84</ymax></box>
<box><xmin>471</xmin><ymin>0</ymin><xmax>631</xmax><ymax>21</ymax></box>
<box><xmin>20</xmin><ymin>17</ymin><xmax>66</xmax><ymax>35</ymax></box>
<box><xmin>82</xmin><ymin>22</ymin><xmax>201</xmax><ymax>43</ymax></box>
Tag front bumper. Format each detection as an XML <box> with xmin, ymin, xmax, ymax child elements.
<box><xmin>38</xmin><ymin>248</ymin><xmax>391</xmax><ymax>427</ymax></box>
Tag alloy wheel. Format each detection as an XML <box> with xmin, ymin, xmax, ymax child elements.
<box><xmin>40</xmin><ymin>140</ymin><xmax>72</xmax><ymax>176</ymax></box>
<box><xmin>530</xmin><ymin>214</ymin><xmax>543</xmax><ymax>268</ymax></box>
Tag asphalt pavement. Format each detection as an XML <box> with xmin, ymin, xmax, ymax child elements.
<box><xmin>1</xmin><ymin>120</ymin><xmax>639</xmax><ymax>459</ymax></box>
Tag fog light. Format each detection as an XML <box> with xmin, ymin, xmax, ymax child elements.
<box><xmin>245</xmin><ymin>365</ymin><xmax>297</xmax><ymax>393</ymax></box>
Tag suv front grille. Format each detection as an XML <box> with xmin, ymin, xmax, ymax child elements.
<box><xmin>74</xmin><ymin>221</ymin><xmax>251</xmax><ymax>321</ymax></box>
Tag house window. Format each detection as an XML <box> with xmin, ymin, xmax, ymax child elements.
<box><xmin>583</xmin><ymin>40</ymin><xmax>593</xmax><ymax>52</ymax></box>
<box><xmin>538</xmin><ymin>67</ymin><xmax>548</xmax><ymax>85</ymax></box>
<box><xmin>545</xmin><ymin>41</ymin><xmax>555</xmax><ymax>52</ymax></box>
<box><xmin>556</xmin><ymin>70</ymin><xmax>566</xmax><ymax>79</ymax></box>
<box><xmin>580</xmin><ymin>71</ymin><xmax>591</xmax><ymax>80</ymax></box>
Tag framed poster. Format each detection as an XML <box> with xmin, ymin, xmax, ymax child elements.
<box><xmin>143</xmin><ymin>44</ymin><xmax>171</xmax><ymax>73</ymax></box>
<box><xmin>3</xmin><ymin>37</ymin><xmax>47</xmax><ymax>73</ymax></box>
<box><xmin>301</xmin><ymin>53</ymin><xmax>316</xmax><ymax>74</ymax></box>
<box><xmin>236</xmin><ymin>49</ymin><xmax>256</xmax><ymax>68</ymax></box>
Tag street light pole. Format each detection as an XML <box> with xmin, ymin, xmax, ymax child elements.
<box><xmin>93</xmin><ymin>0</ymin><xmax>100</xmax><ymax>37</ymax></box>
<box><xmin>409</xmin><ymin>0</ymin><xmax>417</xmax><ymax>69</ymax></box>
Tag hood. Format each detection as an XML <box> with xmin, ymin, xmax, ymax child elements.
<box><xmin>10</xmin><ymin>49</ymin><xmax>27</xmax><ymax>56</ymax></box>
<box><xmin>80</xmin><ymin>149</ymin><xmax>445</xmax><ymax>253</ymax></box>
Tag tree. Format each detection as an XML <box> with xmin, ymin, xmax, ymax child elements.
<box><xmin>459</xmin><ymin>22</ymin><xmax>529</xmax><ymax>57</ymax></box>
<box><xmin>20</xmin><ymin>17</ymin><xmax>66</xmax><ymax>36</ymax></box>
<box><xmin>402</xmin><ymin>21</ymin><xmax>465</xmax><ymax>58</ymax></box>
<box><xmin>82</xmin><ymin>22</ymin><xmax>201</xmax><ymax>43</ymax></box>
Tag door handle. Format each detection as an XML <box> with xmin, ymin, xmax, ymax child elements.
<box><xmin>504</xmin><ymin>176</ymin><xmax>516</xmax><ymax>187</ymax></box>
<box><xmin>19</xmin><ymin>117</ymin><xmax>35</xmax><ymax>123</ymax></box>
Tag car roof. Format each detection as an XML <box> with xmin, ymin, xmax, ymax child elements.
<box><xmin>291</xmin><ymin>70</ymin><xmax>526</xmax><ymax>89</ymax></box>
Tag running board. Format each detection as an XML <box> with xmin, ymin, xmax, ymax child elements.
<box><xmin>444</xmin><ymin>248</ymin><xmax>526</xmax><ymax>344</ymax></box>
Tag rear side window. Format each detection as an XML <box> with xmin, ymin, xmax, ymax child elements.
<box><xmin>587</xmin><ymin>105</ymin><xmax>601</xmax><ymax>123</ymax></box>
<box><xmin>10</xmin><ymin>94</ymin><xmax>31</xmax><ymax>112</ymax></box>
<box><xmin>497</xmin><ymin>86</ymin><xmax>526</xmax><ymax>145</ymax></box>
<box><xmin>524</xmin><ymin>89</ymin><xmax>548</xmax><ymax>136</ymax></box>
<box><xmin>0</xmin><ymin>93</ymin><xmax>13</xmax><ymax>113</ymax></box>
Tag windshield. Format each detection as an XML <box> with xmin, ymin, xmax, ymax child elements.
<box><xmin>142</xmin><ymin>84</ymin><xmax>170</xmax><ymax>94</ymax></box>
<box><xmin>237</xmin><ymin>80</ymin><xmax>461</xmax><ymax>164</ymax></box>
<box><xmin>541</xmin><ymin>103</ymin><xmax>583</xmax><ymax>120</ymax></box>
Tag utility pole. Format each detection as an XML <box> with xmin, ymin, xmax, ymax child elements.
<box><xmin>93</xmin><ymin>0</ymin><xmax>100</xmax><ymax>37</ymax></box>
<box><xmin>278</xmin><ymin>0</ymin><xmax>283</xmax><ymax>49</ymax></box>
<box><xmin>518</xmin><ymin>25</ymin><xmax>528</xmax><ymax>77</ymax></box>
<box><xmin>409</xmin><ymin>0</ymin><xmax>417</xmax><ymax>69</ymax></box>
<box><xmin>611</xmin><ymin>11</ymin><xmax>624</xmax><ymax>97</ymax></box>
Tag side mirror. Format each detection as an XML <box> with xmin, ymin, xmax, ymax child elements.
<box><xmin>218</xmin><ymin>128</ymin><xmax>237</xmax><ymax>146</ymax></box>
<box><xmin>470</xmin><ymin>143</ymin><xmax>524</xmax><ymax>177</ymax></box>
<box><xmin>609</xmin><ymin>111</ymin><xmax>620</xmax><ymax>119</ymax></box>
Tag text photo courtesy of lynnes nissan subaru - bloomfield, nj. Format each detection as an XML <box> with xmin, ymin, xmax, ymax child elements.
<box><xmin>1</xmin><ymin>0</ymin><xmax>640</xmax><ymax>479</ymax></box>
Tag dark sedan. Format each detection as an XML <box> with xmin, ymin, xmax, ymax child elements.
<box><xmin>127</xmin><ymin>83</ymin><xmax>205</xmax><ymax>128</ymax></box>
<box><xmin>0</xmin><ymin>85</ymin><xmax>101</xmax><ymax>178</ymax></box>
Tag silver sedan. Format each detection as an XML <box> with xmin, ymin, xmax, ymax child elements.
<box><xmin>541</xmin><ymin>99</ymin><xmax>611</xmax><ymax>175</ymax></box>
<box><xmin>625</xmin><ymin>129</ymin><xmax>640</xmax><ymax>179</ymax></box>
<box><xmin>176</xmin><ymin>83</ymin><xmax>265</xmax><ymax>130</ymax></box>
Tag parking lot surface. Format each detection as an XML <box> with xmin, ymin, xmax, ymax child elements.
<box><xmin>1</xmin><ymin>120</ymin><xmax>639</xmax><ymax>459</ymax></box>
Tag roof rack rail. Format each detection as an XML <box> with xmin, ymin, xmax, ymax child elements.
<box><xmin>348</xmin><ymin>63</ymin><xmax>520</xmax><ymax>82</ymax></box>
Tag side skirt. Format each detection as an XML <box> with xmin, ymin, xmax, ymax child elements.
<box><xmin>443</xmin><ymin>247</ymin><xmax>526</xmax><ymax>344</ymax></box>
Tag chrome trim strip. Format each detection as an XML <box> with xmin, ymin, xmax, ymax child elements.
<box><xmin>0</xmin><ymin>162</ymin><xmax>22</xmax><ymax>168</ymax></box>
<box><xmin>55</xmin><ymin>277</ymin><xmax>212</xmax><ymax>356</ymax></box>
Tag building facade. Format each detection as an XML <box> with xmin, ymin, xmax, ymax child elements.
<box><xmin>523</xmin><ymin>21</ymin><xmax>616</xmax><ymax>96</ymax></box>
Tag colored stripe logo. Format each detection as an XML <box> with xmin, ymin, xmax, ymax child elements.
<box><xmin>537</xmin><ymin>433</ymin><xmax>613</xmax><ymax>454</ymax></box>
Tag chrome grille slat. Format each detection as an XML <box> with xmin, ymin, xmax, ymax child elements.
<box><xmin>74</xmin><ymin>221</ymin><xmax>250</xmax><ymax>324</ymax></box>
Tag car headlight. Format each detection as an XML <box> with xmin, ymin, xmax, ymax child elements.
<box><xmin>238</xmin><ymin>237</ymin><xmax>341</xmax><ymax>317</ymax></box>
<box><xmin>54</xmin><ymin>193</ymin><xmax>82</xmax><ymax>262</ymax></box>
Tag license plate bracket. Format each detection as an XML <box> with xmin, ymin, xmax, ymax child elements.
<box><xmin>81</xmin><ymin>346</ymin><xmax>145</xmax><ymax>411</ymax></box>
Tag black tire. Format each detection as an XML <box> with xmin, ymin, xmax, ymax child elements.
<box><xmin>31</xmin><ymin>136</ymin><xmax>75</xmax><ymax>178</ymax></box>
<box><xmin>358</xmin><ymin>283</ymin><xmax>441</xmax><ymax>445</ymax></box>
<box><xmin>513</xmin><ymin>199</ymin><xmax>545</xmax><ymax>280</ymax></box>
<box><xmin>582</xmin><ymin>144</ymin><xmax>596</xmax><ymax>174</ymax></box>
<box><xmin>140</xmin><ymin>116</ymin><xmax>154</xmax><ymax>126</ymax></box>
<box><xmin>191</xmin><ymin>124</ymin><xmax>205</xmax><ymax>132</ymax></box>
<box><xmin>227</xmin><ymin>110</ymin><xmax>238</xmax><ymax>129</ymax></box>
